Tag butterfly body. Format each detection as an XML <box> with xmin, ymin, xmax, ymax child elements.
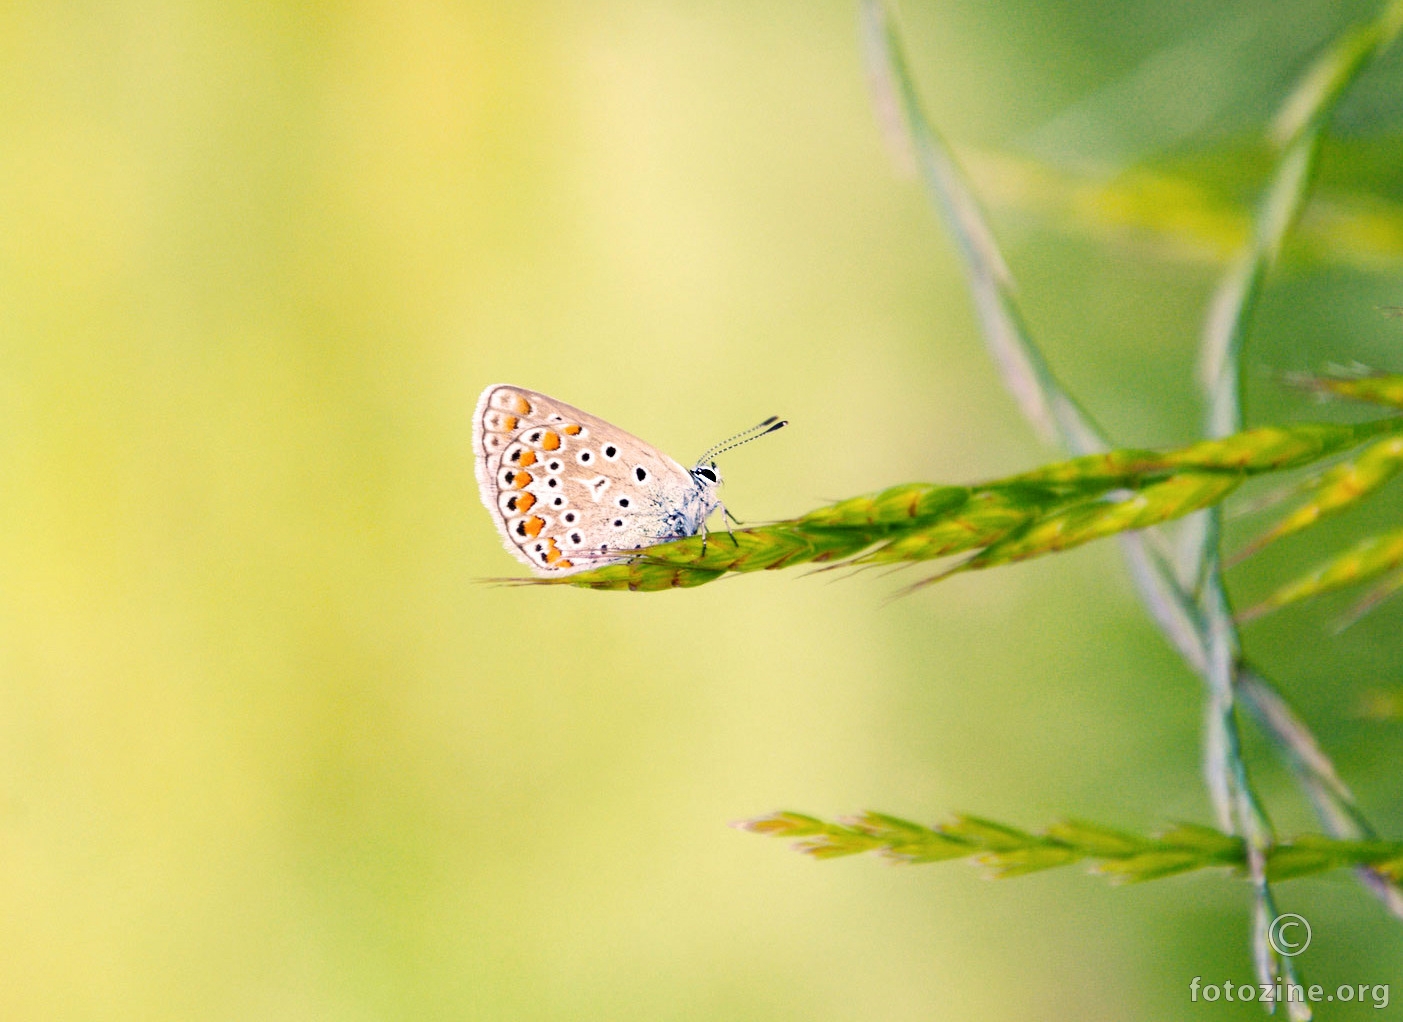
<box><xmin>473</xmin><ymin>384</ymin><xmax>724</xmax><ymax>575</ymax></box>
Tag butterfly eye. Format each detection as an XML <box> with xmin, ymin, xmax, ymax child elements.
<box><xmin>695</xmin><ymin>467</ymin><xmax>717</xmax><ymax>483</ymax></box>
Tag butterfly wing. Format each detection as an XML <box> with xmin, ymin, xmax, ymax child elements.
<box><xmin>473</xmin><ymin>384</ymin><xmax>704</xmax><ymax>574</ymax></box>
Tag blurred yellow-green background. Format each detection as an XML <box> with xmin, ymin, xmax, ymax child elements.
<box><xmin>3</xmin><ymin>1</ymin><xmax>1403</xmax><ymax>1019</ymax></box>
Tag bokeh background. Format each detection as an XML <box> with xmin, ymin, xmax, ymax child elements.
<box><xmin>3</xmin><ymin>1</ymin><xmax>1402</xmax><ymax>1018</ymax></box>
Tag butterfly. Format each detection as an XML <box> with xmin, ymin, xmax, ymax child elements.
<box><xmin>473</xmin><ymin>384</ymin><xmax>785</xmax><ymax>574</ymax></box>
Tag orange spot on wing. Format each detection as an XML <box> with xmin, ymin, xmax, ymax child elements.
<box><xmin>517</xmin><ymin>450</ymin><xmax>537</xmax><ymax>466</ymax></box>
<box><xmin>511</xmin><ymin>394</ymin><xmax>532</xmax><ymax>415</ymax></box>
<box><xmin>511</xmin><ymin>471</ymin><xmax>533</xmax><ymax>489</ymax></box>
<box><xmin>501</xmin><ymin>415</ymin><xmax>518</xmax><ymax>431</ymax></box>
<box><xmin>541</xmin><ymin>431</ymin><xmax>561</xmax><ymax>451</ymax></box>
<box><xmin>544</xmin><ymin>538</ymin><xmax>564</xmax><ymax>563</ymax></box>
<box><xmin>563</xmin><ymin>424</ymin><xmax>582</xmax><ymax>435</ymax></box>
<box><xmin>556</xmin><ymin>559</ymin><xmax>573</xmax><ymax>569</ymax></box>
<box><xmin>522</xmin><ymin>516</ymin><xmax>545</xmax><ymax>538</ymax></box>
<box><xmin>514</xmin><ymin>492</ymin><xmax>536</xmax><ymax>512</ymax></box>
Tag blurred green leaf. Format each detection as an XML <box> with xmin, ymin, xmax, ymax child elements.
<box><xmin>966</xmin><ymin>142</ymin><xmax>1403</xmax><ymax>270</ymax></box>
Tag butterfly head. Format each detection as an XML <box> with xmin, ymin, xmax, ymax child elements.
<box><xmin>690</xmin><ymin>462</ymin><xmax>723</xmax><ymax>494</ymax></box>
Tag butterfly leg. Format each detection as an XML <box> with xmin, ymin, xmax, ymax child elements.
<box><xmin>698</xmin><ymin>519</ymin><xmax>710</xmax><ymax>558</ymax></box>
<box><xmin>718</xmin><ymin>502</ymin><xmax>740</xmax><ymax>547</ymax></box>
<box><xmin>695</xmin><ymin>516</ymin><xmax>737</xmax><ymax>559</ymax></box>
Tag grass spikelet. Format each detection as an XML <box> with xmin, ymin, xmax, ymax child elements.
<box><xmin>518</xmin><ymin>418</ymin><xmax>1403</xmax><ymax>591</ymax></box>
<box><xmin>1240</xmin><ymin>526</ymin><xmax>1403</xmax><ymax>622</ymax></box>
<box><xmin>1233</xmin><ymin>435</ymin><xmax>1403</xmax><ymax>562</ymax></box>
<box><xmin>740</xmin><ymin>810</ymin><xmax>1403</xmax><ymax>886</ymax></box>
<box><xmin>1288</xmin><ymin>369</ymin><xmax>1403</xmax><ymax>410</ymax></box>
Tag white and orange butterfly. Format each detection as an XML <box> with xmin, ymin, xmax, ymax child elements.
<box><xmin>473</xmin><ymin>384</ymin><xmax>784</xmax><ymax>574</ymax></box>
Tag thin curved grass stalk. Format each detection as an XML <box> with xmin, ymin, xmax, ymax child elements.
<box><xmin>1240</xmin><ymin>526</ymin><xmax>1403</xmax><ymax>622</ymax></box>
<box><xmin>1235</xmin><ymin>671</ymin><xmax>1366</xmax><ymax>835</ymax></box>
<box><xmin>1180</xmin><ymin>0</ymin><xmax>1403</xmax><ymax>596</ymax></box>
<box><xmin>858</xmin><ymin>0</ymin><xmax>1100</xmax><ymax>451</ymax></box>
<box><xmin>1288</xmin><ymin>369</ymin><xmax>1403</xmax><ymax>410</ymax></box>
<box><xmin>1239</xmin><ymin>667</ymin><xmax>1403</xmax><ymax>915</ymax></box>
<box><xmin>1199</xmin><ymin>0</ymin><xmax>1403</xmax><ymax>443</ymax></box>
<box><xmin>1185</xmin><ymin>0</ymin><xmax>1403</xmax><ymax>574</ymax></box>
<box><xmin>865</xmin><ymin>0</ymin><xmax>1274</xmax><ymax>865</ymax></box>
<box><xmin>1231</xmin><ymin>435</ymin><xmax>1403</xmax><ymax>564</ymax></box>
<box><xmin>740</xmin><ymin>811</ymin><xmax>1403</xmax><ymax>883</ymax></box>
<box><xmin>859</xmin><ymin>0</ymin><xmax>1403</xmax><ymax>984</ymax></box>
<box><xmin>1198</xmin><ymin>562</ymin><xmax>1298</xmax><ymax>1006</ymax></box>
<box><xmin>1188</xmin><ymin>0</ymin><xmax>1403</xmax><ymax>603</ymax></box>
<box><xmin>1184</xmin><ymin>7</ymin><xmax>1403</xmax><ymax>990</ymax></box>
<box><xmin>1127</xmin><ymin>567</ymin><xmax>1403</xmax><ymax>907</ymax></box>
<box><xmin>1235</xmin><ymin>665</ymin><xmax>1403</xmax><ymax>922</ymax></box>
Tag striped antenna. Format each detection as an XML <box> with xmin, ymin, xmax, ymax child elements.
<box><xmin>694</xmin><ymin>416</ymin><xmax>787</xmax><ymax>466</ymax></box>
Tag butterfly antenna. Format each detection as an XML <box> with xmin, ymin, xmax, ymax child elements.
<box><xmin>695</xmin><ymin>416</ymin><xmax>787</xmax><ymax>465</ymax></box>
